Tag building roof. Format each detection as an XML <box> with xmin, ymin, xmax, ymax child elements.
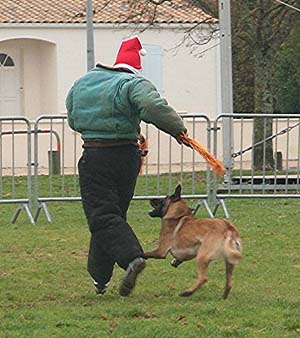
<box><xmin>0</xmin><ymin>0</ymin><xmax>216</xmax><ymax>25</ymax></box>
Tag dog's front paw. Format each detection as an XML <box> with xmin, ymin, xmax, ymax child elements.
<box><xmin>170</xmin><ymin>259</ymin><xmax>182</xmax><ymax>268</ymax></box>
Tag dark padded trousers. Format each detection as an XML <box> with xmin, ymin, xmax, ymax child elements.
<box><xmin>78</xmin><ymin>144</ymin><xmax>144</xmax><ymax>287</ymax></box>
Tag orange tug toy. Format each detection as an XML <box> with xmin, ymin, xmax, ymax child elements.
<box><xmin>180</xmin><ymin>134</ymin><xmax>225</xmax><ymax>177</ymax></box>
<box><xmin>138</xmin><ymin>133</ymin><xmax>224</xmax><ymax>177</ymax></box>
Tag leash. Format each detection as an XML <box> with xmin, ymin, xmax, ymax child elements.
<box><xmin>232</xmin><ymin>121</ymin><xmax>300</xmax><ymax>158</ymax></box>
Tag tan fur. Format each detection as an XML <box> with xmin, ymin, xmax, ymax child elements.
<box><xmin>145</xmin><ymin>199</ymin><xmax>242</xmax><ymax>299</ymax></box>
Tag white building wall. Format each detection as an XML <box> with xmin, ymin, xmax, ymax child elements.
<box><xmin>0</xmin><ymin>25</ymin><xmax>220</xmax><ymax>118</ymax></box>
<box><xmin>0</xmin><ymin>24</ymin><xmax>222</xmax><ymax>173</ymax></box>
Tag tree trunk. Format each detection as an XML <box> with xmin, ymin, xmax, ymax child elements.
<box><xmin>253</xmin><ymin>47</ymin><xmax>274</xmax><ymax>170</ymax></box>
<box><xmin>253</xmin><ymin>1</ymin><xmax>274</xmax><ymax>171</ymax></box>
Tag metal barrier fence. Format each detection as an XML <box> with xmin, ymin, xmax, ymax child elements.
<box><xmin>0</xmin><ymin>114</ymin><xmax>213</xmax><ymax>223</ymax></box>
<box><xmin>135</xmin><ymin>114</ymin><xmax>213</xmax><ymax>213</ymax></box>
<box><xmin>32</xmin><ymin>114</ymin><xmax>214</xmax><ymax>222</ymax></box>
<box><xmin>2</xmin><ymin>113</ymin><xmax>300</xmax><ymax>223</ymax></box>
<box><xmin>213</xmin><ymin>113</ymin><xmax>300</xmax><ymax>217</ymax></box>
<box><xmin>0</xmin><ymin>117</ymin><xmax>34</xmax><ymax>223</ymax></box>
<box><xmin>33</xmin><ymin>115</ymin><xmax>81</xmax><ymax>222</ymax></box>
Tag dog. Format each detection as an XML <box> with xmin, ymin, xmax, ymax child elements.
<box><xmin>144</xmin><ymin>184</ymin><xmax>242</xmax><ymax>299</ymax></box>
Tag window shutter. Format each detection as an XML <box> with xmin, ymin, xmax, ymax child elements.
<box><xmin>141</xmin><ymin>45</ymin><xmax>164</xmax><ymax>95</ymax></box>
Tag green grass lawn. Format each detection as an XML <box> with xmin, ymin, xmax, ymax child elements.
<box><xmin>1</xmin><ymin>182</ymin><xmax>300</xmax><ymax>337</ymax></box>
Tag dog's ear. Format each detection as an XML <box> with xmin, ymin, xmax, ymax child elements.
<box><xmin>172</xmin><ymin>184</ymin><xmax>182</xmax><ymax>202</ymax></box>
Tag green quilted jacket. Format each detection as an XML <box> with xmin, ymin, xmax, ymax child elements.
<box><xmin>66</xmin><ymin>66</ymin><xmax>186</xmax><ymax>140</ymax></box>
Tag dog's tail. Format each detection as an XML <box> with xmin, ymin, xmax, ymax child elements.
<box><xmin>223</xmin><ymin>221</ymin><xmax>243</xmax><ymax>265</ymax></box>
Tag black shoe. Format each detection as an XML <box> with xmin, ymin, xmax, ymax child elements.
<box><xmin>93</xmin><ymin>280</ymin><xmax>109</xmax><ymax>295</ymax></box>
<box><xmin>119</xmin><ymin>257</ymin><xmax>146</xmax><ymax>297</ymax></box>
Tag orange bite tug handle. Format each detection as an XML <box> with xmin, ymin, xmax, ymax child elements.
<box><xmin>180</xmin><ymin>134</ymin><xmax>225</xmax><ymax>176</ymax></box>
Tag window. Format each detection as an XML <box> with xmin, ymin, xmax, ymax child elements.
<box><xmin>0</xmin><ymin>53</ymin><xmax>15</xmax><ymax>67</ymax></box>
<box><xmin>141</xmin><ymin>45</ymin><xmax>164</xmax><ymax>95</ymax></box>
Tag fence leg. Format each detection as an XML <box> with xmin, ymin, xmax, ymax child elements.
<box><xmin>202</xmin><ymin>199</ymin><xmax>214</xmax><ymax>218</ymax></box>
<box><xmin>192</xmin><ymin>199</ymin><xmax>214</xmax><ymax>218</ymax></box>
<box><xmin>34</xmin><ymin>202</ymin><xmax>52</xmax><ymax>223</ymax></box>
<box><xmin>213</xmin><ymin>199</ymin><xmax>230</xmax><ymax>219</ymax></box>
<box><xmin>11</xmin><ymin>203</ymin><xmax>35</xmax><ymax>225</ymax></box>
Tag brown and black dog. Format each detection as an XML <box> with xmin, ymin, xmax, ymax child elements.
<box><xmin>144</xmin><ymin>184</ymin><xmax>242</xmax><ymax>299</ymax></box>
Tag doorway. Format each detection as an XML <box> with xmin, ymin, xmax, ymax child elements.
<box><xmin>0</xmin><ymin>49</ymin><xmax>20</xmax><ymax>116</ymax></box>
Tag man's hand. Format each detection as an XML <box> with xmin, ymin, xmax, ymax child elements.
<box><xmin>138</xmin><ymin>133</ymin><xmax>148</xmax><ymax>156</ymax></box>
<box><xmin>175</xmin><ymin>130</ymin><xmax>193</xmax><ymax>148</ymax></box>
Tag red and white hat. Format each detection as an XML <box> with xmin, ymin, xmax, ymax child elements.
<box><xmin>113</xmin><ymin>36</ymin><xmax>147</xmax><ymax>75</ymax></box>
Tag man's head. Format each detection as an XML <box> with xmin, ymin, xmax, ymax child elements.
<box><xmin>113</xmin><ymin>36</ymin><xmax>146</xmax><ymax>75</ymax></box>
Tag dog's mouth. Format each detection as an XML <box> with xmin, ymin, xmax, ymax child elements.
<box><xmin>148</xmin><ymin>209</ymin><xmax>159</xmax><ymax>217</ymax></box>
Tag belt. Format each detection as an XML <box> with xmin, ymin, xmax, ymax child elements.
<box><xmin>83</xmin><ymin>138</ymin><xmax>138</xmax><ymax>148</ymax></box>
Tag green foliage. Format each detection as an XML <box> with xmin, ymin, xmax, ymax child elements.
<box><xmin>231</xmin><ymin>2</ymin><xmax>300</xmax><ymax>114</ymax></box>
<box><xmin>1</xmin><ymin>178</ymin><xmax>300</xmax><ymax>337</ymax></box>
<box><xmin>274</xmin><ymin>27</ymin><xmax>300</xmax><ymax>113</ymax></box>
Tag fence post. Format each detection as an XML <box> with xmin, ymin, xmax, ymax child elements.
<box><xmin>219</xmin><ymin>0</ymin><xmax>234</xmax><ymax>183</ymax></box>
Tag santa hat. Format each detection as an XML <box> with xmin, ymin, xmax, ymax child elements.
<box><xmin>113</xmin><ymin>36</ymin><xmax>147</xmax><ymax>75</ymax></box>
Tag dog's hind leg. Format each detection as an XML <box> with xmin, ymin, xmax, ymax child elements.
<box><xmin>223</xmin><ymin>260</ymin><xmax>234</xmax><ymax>299</ymax></box>
<box><xmin>180</xmin><ymin>255</ymin><xmax>210</xmax><ymax>297</ymax></box>
<box><xmin>180</xmin><ymin>234</ymin><xmax>223</xmax><ymax>297</ymax></box>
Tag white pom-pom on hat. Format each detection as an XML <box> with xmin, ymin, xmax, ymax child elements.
<box><xmin>140</xmin><ymin>48</ymin><xmax>147</xmax><ymax>56</ymax></box>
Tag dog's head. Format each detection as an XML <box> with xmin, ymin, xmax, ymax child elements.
<box><xmin>149</xmin><ymin>184</ymin><xmax>182</xmax><ymax>218</ymax></box>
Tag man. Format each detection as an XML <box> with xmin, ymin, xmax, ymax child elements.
<box><xmin>66</xmin><ymin>36</ymin><xmax>188</xmax><ymax>296</ymax></box>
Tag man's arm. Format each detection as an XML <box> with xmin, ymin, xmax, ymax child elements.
<box><xmin>66</xmin><ymin>86</ymin><xmax>76</xmax><ymax>131</ymax></box>
<box><xmin>128</xmin><ymin>77</ymin><xmax>187</xmax><ymax>138</ymax></box>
